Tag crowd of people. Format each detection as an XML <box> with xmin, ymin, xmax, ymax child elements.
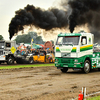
<box><xmin>16</xmin><ymin>44</ymin><xmax>54</xmax><ymax>56</ymax></box>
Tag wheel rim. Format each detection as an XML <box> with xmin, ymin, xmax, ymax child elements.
<box><xmin>30</xmin><ymin>59</ymin><xmax>33</xmax><ymax>63</ymax></box>
<box><xmin>85</xmin><ymin>62</ymin><xmax>90</xmax><ymax>72</ymax></box>
<box><xmin>30</xmin><ymin>60</ymin><xmax>33</xmax><ymax>63</ymax></box>
<box><xmin>9</xmin><ymin>58</ymin><xmax>13</xmax><ymax>64</ymax></box>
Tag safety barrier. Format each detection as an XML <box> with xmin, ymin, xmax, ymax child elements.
<box><xmin>72</xmin><ymin>87</ymin><xmax>100</xmax><ymax>100</ymax></box>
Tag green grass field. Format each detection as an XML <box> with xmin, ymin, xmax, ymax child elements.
<box><xmin>87</xmin><ymin>95</ymin><xmax>100</xmax><ymax>100</ymax></box>
<box><xmin>0</xmin><ymin>63</ymin><xmax>55</xmax><ymax>69</ymax></box>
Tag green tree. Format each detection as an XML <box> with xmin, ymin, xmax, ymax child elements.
<box><xmin>35</xmin><ymin>36</ymin><xmax>44</xmax><ymax>44</ymax></box>
<box><xmin>50</xmin><ymin>40</ymin><xmax>54</xmax><ymax>45</ymax></box>
<box><xmin>0</xmin><ymin>35</ymin><xmax>4</xmax><ymax>40</ymax></box>
<box><xmin>15</xmin><ymin>32</ymin><xmax>45</xmax><ymax>44</ymax></box>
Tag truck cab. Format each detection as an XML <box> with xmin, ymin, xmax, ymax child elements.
<box><xmin>0</xmin><ymin>40</ymin><xmax>16</xmax><ymax>64</ymax></box>
<box><xmin>55</xmin><ymin>31</ymin><xmax>99</xmax><ymax>73</ymax></box>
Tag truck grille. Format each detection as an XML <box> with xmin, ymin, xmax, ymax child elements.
<box><xmin>61</xmin><ymin>58</ymin><xmax>74</xmax><ymax>63</ymax></box>
<box><xmin>0</xmin><ymin>51</ymin><xmax>3</xmax><ymax>55</ymax></box>
<box><xmin>61</xmin><ymin>59</ymin><xmax>70</xmax><ymax>63</ymax></box>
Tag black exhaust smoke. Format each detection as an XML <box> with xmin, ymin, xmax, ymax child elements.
<box><xmin>9</xmin><ymin>0</ymin><xmax>100</xmax><ymax>40</ymax></box>
<box><xmin>68</xmin><ymin>0</ymin><xmax>100</xmax><ymax>33</ymax></box>
<box><xmin>9</xmin><ymin>5</ymin><xmax>68</xmax><ymax>39</ymax></box>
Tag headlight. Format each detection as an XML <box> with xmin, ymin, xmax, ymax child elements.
<box><xmin>93</xmin><ymin>54</ymin><xmax>95</xmax><ymax>57</ymax></box>
<box><xmin>74</xmin><ymin>59</ymin><xmax>78</xmax><ymax>62</ymax></box>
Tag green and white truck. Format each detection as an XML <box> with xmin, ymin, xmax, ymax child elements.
<box><xmin>55</xmin><ymin>31</ymin><xmax>100</xmax><ymax>73</ymax></box>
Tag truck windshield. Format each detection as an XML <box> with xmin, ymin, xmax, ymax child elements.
<box><xmin>56</xmin><ymin>36</ymin><xmax>80</xmax><ymax>45</ymax></box>
<box><xmin>0</xmin><ymin>42</ymin><xmax>4</xmax><ymax>49</ymax></box>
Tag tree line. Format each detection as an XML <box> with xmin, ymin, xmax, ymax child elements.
<box><xmin>0</xmin><ymin>32</ymin><xmax>54</xmax><ymax>44</ymax></box>
<box><xmin>0</xmin><ymin>35</ymin><xmax>4</xmax><ymax>40</ymax></box>
<box><xmin>15</xmin><ymin>32</ymin><xmax>45</xmax><ymax>44</ymax></box>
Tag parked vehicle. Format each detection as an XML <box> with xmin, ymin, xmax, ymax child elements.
<box><xmin>0</xmin><ymin>40</ymin><xmax>16</xmax><ymax>64</ymax></box>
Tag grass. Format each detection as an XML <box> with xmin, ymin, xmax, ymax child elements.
<box><xmin>0</xmin><ymin>63</ymin><xmax>55</xmax><ymax>69</ymax></box>
<box><xmin>87</xmin><ymin>95</ymin><xmax>100</xmax><ymax>100</ymax></box>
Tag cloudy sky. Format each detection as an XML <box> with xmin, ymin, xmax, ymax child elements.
<box><xmin>0</xmin><ymin>0</ymin><xmax>57</xmax><ymax>40</ymax></box>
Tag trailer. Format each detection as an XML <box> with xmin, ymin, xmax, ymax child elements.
<box><xmin>55</xmin><ymin>31</ymin><xmax>100</xmax><ymax>73</ymax></box>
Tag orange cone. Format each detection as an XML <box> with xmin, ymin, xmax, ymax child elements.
<box><xmin>78</xmin><ymin>91</ymin><xmax>83</xmax><ymax>100</ymax></box>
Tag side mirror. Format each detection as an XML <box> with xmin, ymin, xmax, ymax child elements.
<box><xmin>82</xmin><ymin>38</ymin><xmax>86</xmax><ymax>45</ymax></box>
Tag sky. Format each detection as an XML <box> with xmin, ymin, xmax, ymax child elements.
<box><xmin>0</xmin><ymin>0</ymin><xmax>57</xmax><ymax>40</ymax></box>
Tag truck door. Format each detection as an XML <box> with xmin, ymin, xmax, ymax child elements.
<box><xmin>79</xmin><ymin>36</ymin><xmax>87</xmax><ymax>57</ymax></box>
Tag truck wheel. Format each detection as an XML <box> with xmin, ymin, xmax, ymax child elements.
<box><xmin>16</xmin><ymin>60</ymin><xmax>20</xmax><ymax>64</ymax></box>
<box><xmin>98</xmin><ymin>68</ymin><xmax>100</xmax><ymax>71</ymax></box>
<box><xmin>16</xmin><ymin>60</ymin><xmax>22</xmax><ymax>64</ymax></box>
<box><xmin>60</xmin><ymin>68</ymin><xmax>68</xmax><ymax>73</ymax></box>
<box><xmin>7</xmin><ymin>57</ymin><xmax>14</xmax><ymax>65</ymax></box>
<box><xmin>49</xmin><ymin>58</ymin><xmax>53</xmax><ymax>63</ymax></box>
<box><xmin>29</xmin><ymin>57</ymin><xmax>34</xmax><ymax>64</ymax></box>
<box><xmin>83</xmin><ymin>60</ymin><xmax>90</xmax><ymax>74</ymax></box>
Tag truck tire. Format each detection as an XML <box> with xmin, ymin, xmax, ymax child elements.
<box><xmin>7</xmin><ymin>57</ymin><xmax>14</xmax><ymax>65</ymax></box>
<box><xmin>49</xmin><ymin>58</ymin><xmax>53</xmax><ymax>63</ymax></box>
<box><xmin>98</xmin><ymin>68</ymin><xmax>100</xmax><ymax>71</ymax></box>
<box><xmin>16</xmin><ymin>59</ymin><xmax>21</xmax><ymax>64</ymax></box>
<box><xmin>83</xmin><ymin>60</ymin><xmax>90</xmax><ymax>74</ymax></box>
<box><xmin>29</xmin><ymin>57</ymin><xmax>34</xmax><ymax>64</ymax></box>
<box><xmin>60</xmin><ymin>68</ymin><xmax>68</xmax><ymax>73</ymax></box>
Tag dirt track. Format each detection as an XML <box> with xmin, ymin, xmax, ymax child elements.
<box><xmin>0</xmin><ymin>66</ymin><xmax>100</xmax><ymax>100</ymax></box>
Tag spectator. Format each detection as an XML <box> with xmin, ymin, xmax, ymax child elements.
<box><xmin>21</xmin><ymin>50</ymin><xmax>25</xmax><ymax>55</ymax></box>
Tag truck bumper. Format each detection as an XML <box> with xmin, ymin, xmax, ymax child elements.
<box><xmin>55</xmin><ymin>63</ymin><xmax>82</xmax><ymax>68</ymax></box>
<box><xmin>55</xmin><ymin>57</ymin><xmax>83</xmax><ymax>69</ymax></box>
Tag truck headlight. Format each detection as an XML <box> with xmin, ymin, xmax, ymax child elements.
<box><xmin>74</xmin><ymin>59</ymin><xmax>78</xmax><ymax>62</ymax></box>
